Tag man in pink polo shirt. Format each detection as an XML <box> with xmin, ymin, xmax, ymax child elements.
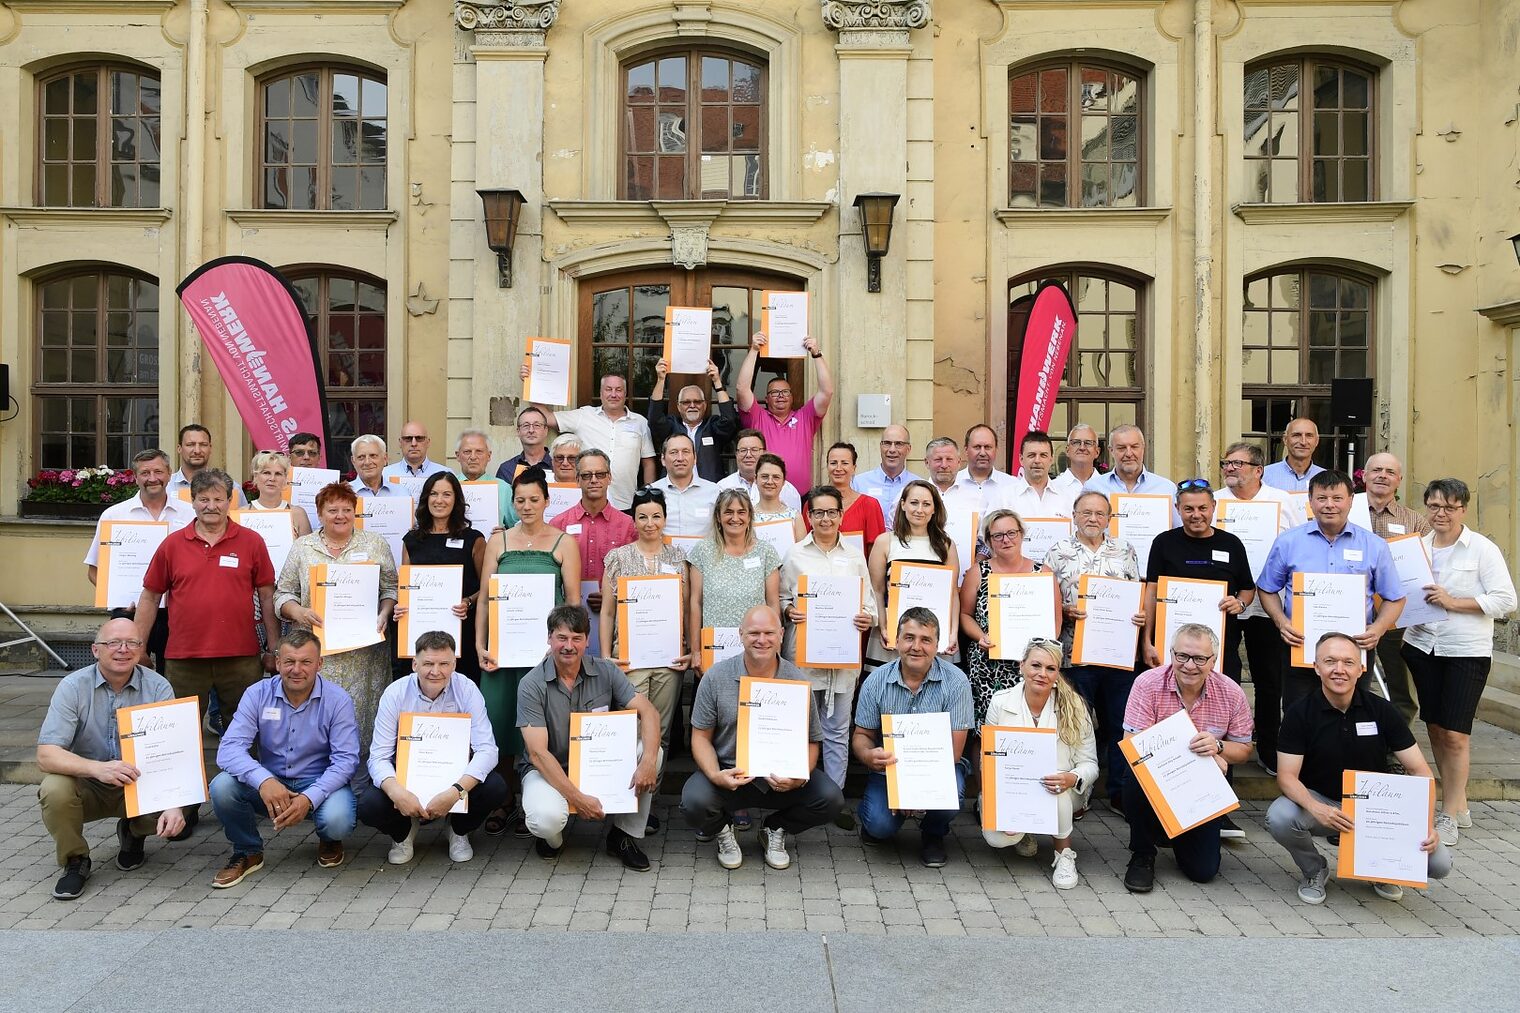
<box><xmin>734</xmin><ymin>330</ymin><xmax>835</xmax><ymax>489</ymax></box>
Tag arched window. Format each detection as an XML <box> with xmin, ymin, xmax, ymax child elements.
<box><xmin>33</xmin><ymin>268</ymin><xmax>159</xmax><ymax>469</ymax></box>
<box><xmin>1008</xmin><ymin>269</ymin><xmax>1144</xmax><ymax>469</ymax></box>
<box><xmin>37</xmin><ymin>63</ymin><xmax>161</xmax><ymax>207</ymax></box>
<box><xmin>621</xmin><ymin>47</ymin><xmax>766</xmax><ymax>200</ymax></box>
<box><xmin>1242</xmin><ymin>267</ymin><xmax>1374</xmax><ymax>465</ymax></box>
<box><xmin>1244</xmin><ymin>57</ymin><xmax>1374</xmax><ymax>203</ymax></box>
<box><xmin>287</xmin><ymin>269</ymin><xmax>387</xmax><ymax>474</ymax></box>
<box><xmin>258</xmin><ymin>66</ymin><xmax>387</xmax><ymax>210</ymax></box>
<box><xmin>1008</xmin><ymin>60</ymin><xmax>1142</xmax><ymax>208</ymax></box>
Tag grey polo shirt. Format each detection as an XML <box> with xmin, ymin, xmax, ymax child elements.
<box><xmin>516</xmin><ymin>654</ymin><xmax>639</xmax><ymax>776</ymax></box>
<box><xmin>689</xmin><ymin>654</ymin><xmax>822</xmax><ymax>771</ymax></box>
<box><xmin>37</xmin><ymin>664</ymin><xmax>175</xmax><ymax>764</ymax></box>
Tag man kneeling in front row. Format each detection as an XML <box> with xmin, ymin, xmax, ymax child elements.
<box><xmin>681</xmin><ymin>605</ymin><xmax>843</xmax><ymax>870</ymax></box>
<box><xmin>1269</xmin><ymin>631</ymin><xmax>1452</xmax><ymax>904</ymax></box>
<box><xmin>36</xmin><ymin>618</ymin><xmax>186</xmax><ymax>900</ymax></box>
<box><xmin>359</xmin><ymin>631</ymin><xmax>509</xmax><ymax>863</ymax></box>
<box><xmin>518</xmin><ymin>605</ymin><xmax>663</xmax><ymax>870</ymax></box>
<box><xmin>209</xmin><ymin>630</ymin><xmax>359</xmax><ymax>887</ymax></box>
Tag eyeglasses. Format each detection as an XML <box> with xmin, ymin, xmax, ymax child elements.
<box><xmin>1219</xmin><ymin>459</ymin><xmax>1258</xmax><ymax>470</ymax></box>
<box><xmin>1068</xmin><ymin>439</ymin><xmax>1097</xmax><ymax>449</ymax></box>
<box><xmin>1171</xmin><ymin>650</ymin><xmax>1214</xmax><ymax>667</ymax></box>
<box><xmin>677</xmin><ymin>398</ymin><xmax>706</xmax><ymax>406</ymax></box>
<box><xmin>95</xmin><ymin>639</ymin><xmax>143</xmax><ymax>651</ymax></box>
<box><xmin>551</xmin><ymin>454</ymin><xmax>579</xmax><ymax>463</ymax></box>
<box><xmin>401</xmin><ymin>435</ymin><xmax>427</xmax><ymax>443</ymax></box>
<box><xmin>1425</xmin><ymin>502</ymin><xmax>1464</xmax><ymax>514</ymax></box>
<box><xmin>517</xmin><ymin>421</ymin><xmax>547</xmax><ymax>430</ymax></box>
<box><xmin>809</xmin><ymin>508</ymin><xmax>842</xmax><ymax>519</ymax></box>
<box><xmin>988</xmin><ymin>530</ymin><xmax>1024</xmax><ymax>543</ymax></box>
<box><xmin>1177</xmin><ymin>478</ymin><xmax>1212</xmax><ymax>492</ymax></box>
<box><xmin>578</xmin><ymin>471</ymin><xmax>610</xmax><ymax>481</ymax></box>
<box><xmin>880</xmin><ymin>440</ymin><xmax>909</xmax><ymax>448</ymax></box>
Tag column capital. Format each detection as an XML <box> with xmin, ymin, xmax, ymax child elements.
<box><xmin>454</xmin><ymin>0</ymin><xmax>560</xmax><ymax>46</ymax></box>
<box><xmin>819</xmin><ymin>0</ymin><xmax>930</xmax><ymax>33</ymax></box>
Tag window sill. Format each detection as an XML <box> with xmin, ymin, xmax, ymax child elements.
<box><xmin>225</xmin><ymin>209</ymin><xmax>399</xmax><ymax>229</ymax></box>
<box><xmin>224</xmin><ymin>0</ymin><xmax>405</xmax><ymax>9</ymax></box>
<box><xmin>0</xmin><ymin>514</ymin><xmax>100</xmax><ymax>529</ymax></box>
<box><xmin>0</xmin><ymin>207</ymin><xmax>173</xmax><ymax>227</ymax></box>
<box><xmin>1477</xmin><ymin>300</ymin><xmax>1520</xmax><ymax>328</ymax></box>
<box><xmin>1231</xmin><ymin>201</ymin><xmax>1414</xmax><ymax>225</ymax></box>
<box><xmin>547</xmin><ymin>199</ymin><xmax>833</xmax><ymax>228</ymax></box>
<box><xmin>994</xmin><ymin>206</ymin><xmax>1172</xmax><ymax>226</ymax></box>
<box><xmin>5</xmin><ymin>0</ymin><xmax>175</xmax><ymax>8</ymax></box>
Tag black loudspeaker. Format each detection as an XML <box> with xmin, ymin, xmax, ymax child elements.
<box><xmin>1331</xmin><ymin>377</ymin><xmax>1373</xmax><ymax>428</ymax></box>
<box><xmin>0</xmin><ymin>364</ymin><xmax>8</xmax><ymax>407</ymax></box>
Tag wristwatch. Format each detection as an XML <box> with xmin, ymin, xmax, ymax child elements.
<box><xmin>810</xmin><ymin>351</ymin><xmax>823</xmax><ymax>359</ymax></box>
<box><xmin>1215</xmin><ymin>738</ymin><xmax>1225</xmax><ymax>755</ymax></box>
<box><xmin>451</xmin><ymin>781</ymin><xmax>467</xmax><ymax>799</ymax></box>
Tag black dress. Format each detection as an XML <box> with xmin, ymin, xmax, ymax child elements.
<box><xmin>401</xmin><ymin>527</ymin><xmax>486</xmax><ymax>679</ymax></box>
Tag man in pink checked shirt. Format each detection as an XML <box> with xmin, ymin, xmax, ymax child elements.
<box><xmin>734</xmin><ymin>331</ymin><xmax>835</xmax><ymax>489</ymax></box>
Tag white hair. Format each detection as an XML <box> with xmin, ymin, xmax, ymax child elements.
<box><xmin>455</xmin><ymin>428</ymin><xmax>493</xmax><ymax>454</ymax></box>
<box><xmin>351</xmin><ymin>434</ymin><xmax>387</xmax><ymax>456</ymax></box>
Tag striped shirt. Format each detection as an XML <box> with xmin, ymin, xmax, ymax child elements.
<box><xmin>853</xmin><ymin>657</ymin><xmax>976</xmax><ymax>731</ymax></box>
<box><xmin>1123</xmin><ymin>664</ymin><xmax>1254</xmax><ymax>742</ymax></box>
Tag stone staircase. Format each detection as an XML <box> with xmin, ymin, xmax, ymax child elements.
<box><xmin>1478</xmin><ymin>653</ymin><xmax>1520</xmax><ymax>735</ymax></box>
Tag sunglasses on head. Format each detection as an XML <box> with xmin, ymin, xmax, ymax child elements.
<box><xmin>1177</xmin><ymin>478</ymin><xmax>1212</xmax><ymax>492</ymax></box>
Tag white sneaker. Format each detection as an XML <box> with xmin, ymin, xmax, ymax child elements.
<box><xmin>1051</xmin><ymin>848</ymin><xmax>1079</xmax><ymax>890</ymax></box>
<box><xmin>1374</xmin><ymin>881</ymin><xmax>1404</xmax><ymax>902</ymax></box>
<box><xmin>387</xmin><ymin>819</ymin><xmax>418</xmax><ymax>865</ymax></box>
<box><xmin>1454</xmin><ymin>809</ymin><xmax>1473</xmax><ymax>829</ymax></box>
<box><xmin>1296</xmin><ymin>865</ymin><xmax>1329</xmax><ymax>905</ymax></box>
<box><xmin>714</xmin><ymin>824</ymin><xmax>743</xmax><ymax>869</ymax></box>
<box><xmin>1014</xmin><ymin>834</ymin><xmax>1039</xmax><ymax>858</ymax></box>
<box><xmin>447</xmin><ymin>829</ymin><xmax>474</xmax><ymax>863</ymax></box>
<box><xmin>761</xmin><ymin>826</ymin><xmax>790</xmax><ymax>870</ymax></box>
<box><xmin>1435</xmin><ymin>811</ymin><xmax>1458</xmax><ymax>847</ymax></box>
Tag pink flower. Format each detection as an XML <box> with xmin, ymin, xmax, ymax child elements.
<box><xmin>59</xmin><ymin>470</ymin><xmax>75</xmax><ymax>483</ymax></box>
<box><xmin>71</xmin><ymin>479</ymin><xmax>83</xmax><ymax>487</ymax></box>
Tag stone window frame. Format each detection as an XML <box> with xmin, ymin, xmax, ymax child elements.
<box><xmin>1243</xmin><ymin>54</ymin><xmax>1378</xmax><ymax>205</ymax></box>
<box><xmin>34</xmin><ymin>61</ymin><xmax>163</xmax><ymax>209</ymax></box>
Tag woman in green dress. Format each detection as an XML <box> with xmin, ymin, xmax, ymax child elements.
<box><xmin>475</xmin><ymin>468</ymin><xmax>581</xmax><ymax>836</ymax></box>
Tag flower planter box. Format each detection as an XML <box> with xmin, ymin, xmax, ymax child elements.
<box><xmin>18</xmin><ymin>500</ymin><xmax>110</xmax><ymax>520</ymax></box>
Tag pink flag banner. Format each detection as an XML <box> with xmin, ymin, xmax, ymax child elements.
<box><xmin>177</xmin><ymin>257</ymin><xmax>330</xmax><ymax>467</ymax></box>
<box><xmin>1009</xmin><ymin>281</ymin><xmax>1076</xmax><ymax>463</ymax></box>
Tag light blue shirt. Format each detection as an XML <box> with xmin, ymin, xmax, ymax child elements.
<box><xmin>853</xmin><ymin>657</ymin><xmax>976</xmax><ymax>731</ymax></box>
<box><xmin>368</xmin><ymin>672</ymin><xmax>498</xmax><ymax>787</ymax></box>
<box><xmin>1262</xmin><ymin>459</ymin><xmax>1325</xmax><ymax>492</ymax></box>
<box><xmin>1083</xmin><ymin>468</ymin><xmax>1177</xmax><ymax>498</ymax></box>
<box><xmin>349</xmin><ymin>477</ymin><xmax>401</xmax><ymax>496</ymax></box>
<box><xmin>853</xmin><ymin>467</ymin><xmax>925</xmax><ymax>522</ymax></box>
<box><xmin>1257</xmin><ymin>521</ymin><xmax>1405</xmax><ymax>621</ymax></box>
<box><xmin>217</xmin><ymin>675</ymin><xmax>359</xmax><ymax>809</ymax></box>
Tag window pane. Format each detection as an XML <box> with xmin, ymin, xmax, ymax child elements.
<box><xmin>701</xmin><ymin>106</ymin><xmax>728</xmax><ymax>153</ymax></box>
<box><xmin>701</xmin><ymin>57</ymin><xmax>729</xmax><ymax>102</ymax></box>
<box><xmin>73</xmin><ymin>72</ymin><xmax>97</xmax><ymax>114</ymax></box>
<box><xmin>658</xmin><ymin>111</ymin><xmax>686</xmax><ymax>153</ymax></box>
<box><xmin>1038</xmin><ymin>116</ymin><xmax>1066</xmax><ymax>160</ymax></box>
<box><xmin>332</xmin><ymin>73</ymin><xmax>360</xmax><ymax>116</ymax></box>
<box><xmin>1341</xmin><ymin>162</ymin><xmax>1369</xmax><ymax>202</ymax></box>
<box><xmin>656</xmin><ymin>155</ymin><xmax>686</xmax><ymax>199</ymax></box>
<box><xmin>1010</xmin><ymin>71</ymin><xmax>1037</xmax><ymax>114</ymax></box>
<box><xmin>627</xmin><ymin>61</ymin><xmax>655</xmax><ymax>103</ymax></box>
<box><xmin>291</xmin><ymin>73</ymin><xmax>319</xmax><ymax>117</ymax></box>
<box><xmin>45</xmin><ymin>76</ymin><xmax>70</xmax><ymax>115</ymax></box>
<box><xmin>628</xmin><ymin>107</ymin><xmax>656</xmax><ymax>152</ymax></box>
<box><xmin>731</xmin><ymin>105</ymin><xmax>759</xmax><ymax>151</ymax></box>
<box><xmin>1039</xmin><ymin>68</ymin><xmax>1067</xmax><ymax>112</ymax></box>
<box><xmin>1039</xmin><ymin>162</ymin><xmax>1066</xmax><ymax>207</ymax></box>
<box><xmin>632</xmin><ymin>285</ymin><xmax>670</xmax><ymax>344</ymax></box>
<box><xmin>657</xmin><ymin>57</ymin><xmax>686</xmax><ymax>103</ymax></box>
<box><xmin>733</xmin><ymin>62</ymin><xmax>761</xmax><ymax>103</ymax></box>
<box><xmin>592</xmin><ymin>288</ymin><xmax>631</xmax><ymax>344</ymax></box>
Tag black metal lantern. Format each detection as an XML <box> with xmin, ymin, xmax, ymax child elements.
<box><xmin>477</xmin><ymin>188</ymin><xmax>526</xmax><ymax>288</ymax></box>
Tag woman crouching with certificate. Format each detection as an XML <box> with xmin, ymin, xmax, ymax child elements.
<box><xmin>982</xmin><ymin>639</ymin><xmax>1097</xmax><ymax>890</ymax></box>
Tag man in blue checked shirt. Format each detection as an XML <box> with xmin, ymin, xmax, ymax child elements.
<box><xmin>1257</xmin><ymin>469</ymin><xmax>1405</xmax><ymax>716</ymax></box>
<box><xmin>209</xmin><ymin>629</ymin><xmax>360</xmax><ymax>888</ymax></box>
<box><xmin>851</xmin><ymin>607</ymin><xmax>975</xmax><ymax>869</ymax></box>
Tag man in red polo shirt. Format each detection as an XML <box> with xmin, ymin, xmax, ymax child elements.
<box><xmin>137</xmin><ymin>469</ymin><xmax>278</xmax><ymax>833</ymax></box>
<box><xmin>734</xmin><ymin>330</ymin><xmax>834</xmax><ymax>489</ymax></box>
<box><xmin>550</xmin><ymin>449</ymin><xmax>636</xmax><ymax>640</ymax></box>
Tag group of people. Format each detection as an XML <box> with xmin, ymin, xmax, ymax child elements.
<box><xmin>39</xmin><ymin>331</ymin><xmax>1512</xmax><ymax>912</ymax></box>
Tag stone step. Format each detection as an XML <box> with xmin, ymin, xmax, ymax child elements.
<box><xmin>1478</xmin><ymin>685</ymin><xmax>1520</xmax><ymax>739</ymax></box>
<box><xmin>1488</xmin><ymin>653</ymin><xmax>1520</xmax><ymax>698</ymax></box>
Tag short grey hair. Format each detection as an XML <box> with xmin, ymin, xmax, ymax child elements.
<box><xmin>1108</xmin><ymin>423</ymin><xmax>1143</xmax><ymax>445</ymax></box>
<box><xmin>1223</xmin><ymin>441</ymin><xmax>1264</xmax><ymax>467</ymax></box>
<box><xmin>189</xmin><ymin>468</ymin><xmax>235</xmax><ymax>499</ymax></box>
<box><xmin>549</xmin><ymin>433</ymin><xmax>582</xmax><ymax>454</ymax></box>
<box><xmin>576</xmin><ymin>448</ymin><xmax>612</xmax><ymax>472</ymax></box>
<box><xmin>455</xmin><ymin>428</ymin><xmax>493</xmax><ymax>454</ymax></box>
<box><xmin>924</xmin><ymin>436</ymin><xmax>958</xmax><ymax>457</ymax></box>
<box><xmin>1066</xmin><ymin>423</ymin><xmax>1098</xmax><ymax>441</ymax></box>
<box><xmin>1172</xmin><ymin>622</ymin><xmax>1220</xmax><ymax>655</ymax></box>
<box><xmin>351</xmin><ymin>434</ymin><xmax>386</xmax><ymax>457</ymax></box>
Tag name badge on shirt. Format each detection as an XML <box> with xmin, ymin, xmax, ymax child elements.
<box><xmin>262</xmin><ymin>707</ymin><xmax>282</xmax><ymax>722</ymax></box>
<box><xmin>592</xmin><ymin>705</ymin><xmax>609</xmax><ymax>713</ymax></box>
<box><xmin>566</xmin><ymin>524</ymin><xmax>584</xmax><ymax>535</ymax></box>
<box><xmin>701</xmin><ymin>436</ymin><xmax>714</xmax><ymax>446</ymax></box>
<box><xmin>446</xmin><ymin>538</ymin><xmax>465</xmax><ymax>548</ymax></box>
<box><xmin>1387</xmin><ymin>524</ymin><xmax>1406</xmax><ymax>535</ymax></box>
<box><xmin>1212</xmin><ymin>550</ymin><xmax>1230</xmax><ymax>563</ymax></box>
<box><xmin>1355</xmin><ymin>721</ymin><xmax>1378</xmax><ymax>736</ymax></box>
<box><xmin>352</xmin><ymin>553</ymin><xmax>368</xmax><ymax>562</ymax></box>
<box><xmin>659</xmin><ymin>564</ymin><xmax>680</xmax><ymax>576</ymax></box>
<box><xmin>218</xmin><ymin>555</ymin><xmax>239</xmax><ymax>568</ymax></box>
<box><xmin>743</xmin><ymin>557</ymin><xmax>761</xmax><ymax>570</ymax></box>
<box><xmin>1343</xmin><ymin>549</ymin><xmax>1363</xmax><ymax>562</ymax></box>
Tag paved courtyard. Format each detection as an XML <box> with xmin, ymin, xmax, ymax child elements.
<box><xmin>1</xmin><ymin>785</ymin><xmax>1518</xmax><ymax>939</ymax></box>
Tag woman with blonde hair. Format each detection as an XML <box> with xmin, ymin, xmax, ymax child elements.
<box><xmin>982</xmin><ymin>638</ymin><xmax>1097</xmax><ymax>890</ymax></box>
<box><xmin>248</xmin><ymin>450</ymin><xmax>313</xmax><ymax>536</ymax></box>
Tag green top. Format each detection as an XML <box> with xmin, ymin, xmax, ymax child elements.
<box><xmin>495</xmin><ymin>533</ymin><xmax>567</xmax><ymax>605</ymax></box>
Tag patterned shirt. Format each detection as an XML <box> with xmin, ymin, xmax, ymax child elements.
<box><xmin>688</xmin><ymin>538</ymin><xmax>782</xmax><ymax>628</ymax></box>
<box><xmin>853</xmin><ymin>657</ymin><xmax>975</xmax><ymax>731</ymax></box>
<box><xmin>1043</xmin><ymin>535</ymin><xmax>1140</xmax><ymax>659</ymax></box>
<box><xmin>1123</xmin><ymin>664</ymin><xmax>1254</xmax><ymax>742</ymax></box>
<box><xmin>1366</xmin><ymin>497</ymin><xmax>1430</xmax><ymax>540</ymax></box>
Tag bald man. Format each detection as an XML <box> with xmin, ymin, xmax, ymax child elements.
<box><xmin>381</xmin><ymin>420</ymin><xmax>448</xmax><ymax>498</ymax></box>
<box><xmin>1263</xmin><ymin>418</ymin><xmax>1325</xmax><ymax>493</ymax></box>
<box><xmin>854</xmin><ymin>425</ymin><xmax>925</xmax><ymax>521</ymax></box>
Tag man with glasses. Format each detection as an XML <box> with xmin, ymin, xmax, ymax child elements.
<box><xmin>1121</xmin><ymin>624</ymin><xmax>1254</xmax><ymax>893</ymax></box>
<box><xmin>1361</xmin><ymin>453</ymin><xmax>1431</xmax><ymax>724</ymax></box>
<box><xmin>524</xmin><ymin>370</ymin><xmax>657</xmax><ymax>511</ymax></box>
<box><xmin>552</xmin><ymin>449</ymin><xmax>636</xmax><ymax>630</ymax></box>
<box><xmin>36</xmin><ymin>618</ymin><xmax>186</xmax><ymax>900</ymax></box>
<box><xmin>1215</xmin><ymin>442</ymin><xmax>1295</xmax><ymax>772</ymax></box>
<box><xmin>647</xmin><ymin>358</ymin><xmax>737</xmax><ymax>482</ymax></box>
<box><xmin>1049</xmin><ymin>424</ymin><xmax>1100</xmax><ymax>505</ymax></box>
<box><xmin>651</xmin><ymin>433</ymin><xmax>720</xmax><ymax>537</ymax></box>
<box><xmin>735</xmin><ymin>331</ymin><xmax>835</xmax><ymax>489</ymax></box>
<box><xmin>1263</xmin><ymin>417</ymin><xmax>1325</xmax><ymax>493</ymax></box>
<box><xmin>287</xmin><ymin>432</ymin><xmax>323</xmax><ymax>469</ymax></box>
<box><xmin>496</xmin><ymin>406</ymin><xmax>552</xmax><ymax>481</ymax></box>
<box><xmin>854</xmin><ymin>424</ymin><xmax>924</xmax><ymax>522</ymax></box>
<box><xmin>546</xmin><ymin>434</ymin><xmax>583</xmax><ymax>486</ymax></box>
<box><xmin>717</xmin><ymin>429</ymin><xmax>803</xmax><ymax>512</ymax></box>
<box><xmin>998</xmin><ymin>430</ymin><xmax>1073</xmax><ymax>519</ymax></box>
<box><xmin>382</xmin><ymin>421</ymin><xmax>447</xmax><ymax>499</ymax></box>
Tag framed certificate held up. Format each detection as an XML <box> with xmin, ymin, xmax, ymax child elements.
<box><xmin>883</xmin><ymin>561</ymin><xmax>957</xmax><ymax>653</ymax></box>
<box><xmin>117</xmin><ymin>697</ymin><xmax>207</xmax><ymax>818</ymax></box>
<box><xmin>94</xmin><ymin>520</ymin><xmax>169</xmax><ymax>610</ymax></box>
<box><xmin>736</xmin><ymin>676</ymin><xmax>810</xmax><ymax>779</ymax></box>
<box><xmin>396</xmin><ymin>712</ymin><xmax>471</xmax><ymax>814</ymax></box>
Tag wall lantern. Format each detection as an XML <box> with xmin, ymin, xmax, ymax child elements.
<box><xmin>477</xmin><ymin>188</ymin><xmax>526</xmax><ymax>288</ymax></box>
<box><xmin>852</xmin><ymin>192</ymin><xmax>900</xmax><ymax>293</ymax></box>
<box><xmin>1510</xmin><ymin>232</ymin><xmax>1520</xmax><ymax>267</ymax></box>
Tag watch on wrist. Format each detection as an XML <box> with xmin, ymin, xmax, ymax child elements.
<box><xmin>1216</xmin><ymin>738</ymin><xmax>1226</xmax><ymax>755</ymax></box>
<box><xmin>810</xmin><ymin>351</ymin><xmax>822</xmax><ymax>359</ymax></box>
<box><xmin>451</xmin><ymin>781</ymin><xmax>467</xmax><ymax>797</ymax></box>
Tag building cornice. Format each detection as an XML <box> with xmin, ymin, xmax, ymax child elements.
<box><xmin>1477</xmin><ymin>299</ymin><xmax>1520</xmax><ymax>328</ymax></box>
<box><xmin>455</xmin><ymin>0</ymin><xmax>559</xmax><ymax>45</ymax></box>
<box><xmin>0</xmin><ymin>206</ymin><xmax>173</xmax><ymax>227</ymax></box>
<box><xmin>1231</xmin><ymin>201</ymin><xmax>1415</xmax><ymax>225</ymax></box>
<box><xmin>995</xmin><ymin>206</ymin><xmax>1172</xmax><ymax>227</ymax></box>
<box><xmin>547</xmin><ymin>199</ymin><xmax>832</xmax><ymax>227</ymax></box>
<box><xmin>225</xmin><ymin>209</ymin><xmax>398</xmax><ymax>229</ymax></box>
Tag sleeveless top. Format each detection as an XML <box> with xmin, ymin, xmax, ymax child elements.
<box><xmin>495</xmin><ymin>531</ymin><xmax>568</xmax><ymax>604</ymax></box>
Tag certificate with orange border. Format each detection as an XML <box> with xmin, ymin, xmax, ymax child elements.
<box><xmin>522</xmin><ymin>337</ymin><xmax>572</xmax><ymax>406</ymax></box>
<box><xmin>1108</xmin><ymin>493</ymin><xmax>1172</xmax><ymax>573</ymax></box>
<box><xmin>1289</xmin><ymin>571</ymin><xmax>1366</xmax><ymax>667</ymax></box>
<box><xmin>94</xmin><ymin>520</ymin><xmax>169</xmax><ymax>609</ymax></box>
<box><xmin>760</xmin><ymin>290</ymin><xmax>808</xmax><ymax>358</ymax></box>
<box><xmin>736</xmin><ymin>676</ymin><xmax>810</xmax><ymax>779</ymax></box>
<box><xmin>882</xmin><ymin>712</ymin><xmax>957</xmax><ymax>810</ymax></box>
<box><xmin>1071</xmin><ymin>574</ymin><xmax>1142</xmax><ymax>670</ymax></box>
<box><xmin>543</xmin><ymin>483</ymin><xmax>580</xmax><ymax>523</ymax></box>
<box><xmin>840</xmin><ymin>531</ymin><xmax>866</xmax><ymax>557</ymax></box>
<box><xmin>980</xmin><ymin>725</ymin><xmax>1058</xmax><ymax>834</ymax></box>
<box><xmin>795</xmin><ymin>574</ymin><xmax>865</xmax><ymax>669</ymax></box>
<box><xmin>662</xmin><ymin>306</ymin><xmax>712</xmax><ymax>374</ymax></box>
<box><xmin>1214</xmin><ymin>498</ymin><xmax>1282</xmax><ymax>581</ymax></box>
<box><xmin>1337</xmin><ymin>769</ymin><xmax>1434</xmax><ymax>889</ymax></box>
<box><xmin>1020</xmin><ymin>517</ymin><xmax>1072</xmax><ymax>567</ymax></box>
<box><xmin>569</xmin><ymin>710</ymin><xmax>639</xmax><ymax>814</ymax></box>
<box><xmin>231</xmin><ymin>508</ymin><xmax>295</xmax><ymax>577</ymax></box>
<box><xmin>396</xmin><ymin>712</ymin><xmax>470</xmax><ymax>814</ymax></box>
<box><xmin>397</xmin><ymin>564</ymin><xmax>463</xmax><ymax>657</ymax></box>
<box><xmin>1119</xmin><ymin>709</ymin><xmax>1238</xmax><ymax>838</ymax></box>
<box><xmin>117</xmin><ymin>696</ymin><xmax>206</xmax><ymax>818</ymax></box>
<box><xmin>310</xmin><ymin>562</ymin><xmax>384</xmax><ymax>656</ymax></box>
<box><xmin>987</xmin><ymin>571</ymin><xmax>1058</xmax><ymax>660</ymax></box>
<box><xmin>883</xmin><ymin>561</ymin><xmax>957</xmax><ymax>653</ymax></box>
<box><xmin>616</xmin><ymin>574</ymin><xmax>683</xmax><ymax>670</ymax></box>
<box><xmin>486</xmin><ymin>572</ymin><xmax>556</xmax><ymax>669</ymax></box>
<box><xmin>700</xmin><ymin>626</ymin><xmax>741</xmax><ymax>669</ymax></box>
<box><xmin>945</xmin><ymin>511</ymin><xmax>981</xmax><ymax>583</ymax></box>
<box><xmin>664</xmin><ymin>533</ymin><xmax>704</xmax><ymax>559</ymax></box>
<box><xmin>1152</xmin><ymin>576</ymin><xmax>1226</xmax><ymax>660</ymax></box>
<box><xmin>754</xmin><ymin>517</ymin><xmax>798</xmax><ymax>561</ymax></box>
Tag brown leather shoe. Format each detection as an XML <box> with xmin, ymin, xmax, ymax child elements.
<box><xmin>212</xmin><ymin>852</ymin><xmax>264</xmax><ymax>889</ymax></box>
<box><xmin>316</xmin><ymin>840</ymin><xmax>345</xmax><ymax>868</ymax></box>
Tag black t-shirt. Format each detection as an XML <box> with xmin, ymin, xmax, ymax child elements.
<box><xmin>1278</xmin><ymin>687</ymin><xmax>1416</xmax><ymax>801</ymax></box>
<box><xmin>1145</xmin><ymin>526</ymin><xmax>1254</xmax><ymax>596</ymax></box>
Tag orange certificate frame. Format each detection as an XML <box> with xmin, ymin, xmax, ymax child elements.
<box><xmin>883</xmin><ymin>561</ymin><xmax>957</xmax><ymax>653</ymax></box>
<box><xmin>117</xmin><ymin>696</ymin><xmax>207</xmax><ymax>818</ymax></box>
<box><xmin>979</xmin><ymin>724</ymin><xmax>1059</xmax><ymax>833</ymax></box>
<box><xmin>1337</xmin><ymin>769</ymin><xmax>1435</xmax><ymax>890</ymax></box>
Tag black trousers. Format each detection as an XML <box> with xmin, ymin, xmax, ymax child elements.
<box><xmin>357</xmin><ymin>770</ymin><xmax>510</xmax><ymax>840</ymax></box>
<box><xmin>680</xmin><ymin>768</ymin><xmax>843</xmax><ymax>835</ymax></box>
<box><xmin>1237</xmin><ymin>615</ymin><xmax>1283</xmax><ymax>768</ymax></box>
<box><xmin>1123</xmin><ymin>774</ymin><xmax>1221</xmax><ymax>882</ymax></box>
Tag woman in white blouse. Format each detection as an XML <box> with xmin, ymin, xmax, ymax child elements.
<box><xmin>982</xmin><ymin>638</ymin><xmax>1098</xmax><ymax>890</ymax></box>
<box><xmin>1401</xmin><ymin>477</ymin><xmax>1517</xmax><ymax>846</ymax></box>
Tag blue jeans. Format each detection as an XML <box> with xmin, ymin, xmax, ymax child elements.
<box><xmin>857</xmin><ymin>763</ymin><xmax>967</xmax><ymax>840</ymax></box>
<box><xmin>1067</xmin><ymin>663</ymin><xmax>1137</xmax><ymax>802</ymax></box>
<box><xmin>209</xmin><ymin>771</ymin><xmax>356</xmax><ymax>856</ymax></box>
